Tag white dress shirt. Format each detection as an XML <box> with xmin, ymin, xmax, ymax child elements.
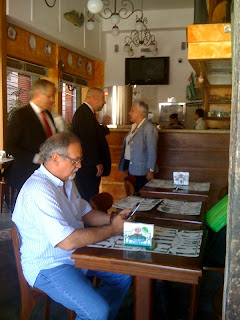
<box><xmin>30</xmin><ymin>101</ymin><xmax>56</xmax><ymax>163</ymax></box>
<box><xmin>125</xmin><ymin>118</ymin><xmax>146</xmax><ymax>160</ymax></box>
<box><xmin>194</xmin><ymin>117</ymin><xmax>207</xmax><ymax>130</ymax></box>
<box><xmin>12</xmin><ymin>164</ymin><xmax>92</xmax><ymax>286</ymax></box>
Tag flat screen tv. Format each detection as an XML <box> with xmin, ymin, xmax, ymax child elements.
<box><xmin>125</xmin><ymin>57</ymin><xmax>169</xmax><ymax>85</ymax></box>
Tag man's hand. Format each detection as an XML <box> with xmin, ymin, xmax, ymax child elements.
<box><xmin>96</xmin><ymin>164</ymin><xmax>104</xmax><ymax>177</ymax></box>
<box><xmin>111</xmin><ymin>209</ymin><xmax>131</xmax><ymax>235</ymax></box>
<box><xmin>146</xmin><ymin>170</ymin><xmax>154</xmax><ymax>181</ymax></box>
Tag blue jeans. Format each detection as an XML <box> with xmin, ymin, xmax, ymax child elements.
<box><xmin>34</xmin><ymin>264</ymin><xmax>132</xmax><ymax>320</ymax></box>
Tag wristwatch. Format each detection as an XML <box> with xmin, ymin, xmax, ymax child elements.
<box><xmin>149</xmin><ymin>169</ymin><xmax>154</xmax><ymax>172</ymax></box>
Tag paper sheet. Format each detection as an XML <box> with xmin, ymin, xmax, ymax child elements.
<box><xmin>157</xmin><ymin>199</ymin><xmax>202</xmax><ymax>215</ymax></box>
<box><xmin>88</xmin><ymin>226</ymin><xmax>203</xmax><ymax>257</ymax></box>
<box><xmin>113</xmin><ymin>196</ymin><xmax>161</xmax><ymax>211</ymax></box>
<box><xmin>145</xmin><ymin>179</ymin><xmax>210</xmax><ymax>192</ymax></box>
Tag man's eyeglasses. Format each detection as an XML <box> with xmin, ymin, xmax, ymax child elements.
<box><xmin>59</xmin><ymin>154</ymin><xmax>83</xmax><ymax>165</ymax></box>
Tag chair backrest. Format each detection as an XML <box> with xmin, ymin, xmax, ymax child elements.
<box><xmin>90</xmin><ymin>192</ymin><xmax>113</xmax><ymax>213</ymax></box>
<box><xmin>124</xmin><ymin>175</ymin><xmax>136</xmax><ymax>196</ymax></box>
<box><xmin>11</xmin><ymin>225</ymin><xmax>30</xmax><ymax>294</ymax></box>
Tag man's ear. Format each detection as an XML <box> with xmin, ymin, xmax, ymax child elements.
<box><xmin>52</xmin><ymin>153</ymin><xmax>60</xmax><ymax>165</ymax></box>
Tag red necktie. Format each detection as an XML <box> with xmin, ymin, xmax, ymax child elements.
<box><xmin>41</xmin><ymin>111</ymin><xmax>53</xmax><ymax>137</ymax></box>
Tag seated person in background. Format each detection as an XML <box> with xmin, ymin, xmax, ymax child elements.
<box><xmin>12</xmin><ymin>132</ymin><xmax>132</xmax><ymax>320</ymax></box>
<box><xmin>118</xmin><ymin>101</ymin><xmax>158</xmax><ymax>194</ymax></box>
<box><xmin>194</xmin><ymin>108</ymin><xmax>207</xmax><ymax>130</ymax></box>
<box><xmin>168</xmin><ymin>113</ymin><xmax>185</xmax><ymax>129</ymax></box>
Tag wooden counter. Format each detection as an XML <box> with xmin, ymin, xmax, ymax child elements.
<box><xmin>100</xmin><ymin>129</ymin><xmax>229</xmax><ymax>210</ymax></box>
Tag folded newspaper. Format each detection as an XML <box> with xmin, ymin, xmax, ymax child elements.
<box><xmin>113</xmin><ymin>196</ymin><xmax>161</xmax><ymax>211</ymax></box>
<box><xmin>157</xmin><ymin>199</ymin><xmax>202</xmax><ymax>215</ymax></box>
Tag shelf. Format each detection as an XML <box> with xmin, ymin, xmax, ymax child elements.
<box><xmin>208</xmin><ymin>100</ymin><xmax>231</xmax><ymax>104</ymax></box>
<box><xmin>195</xmin><ymin>84</ymin><xmax>232</xmax><ymax>89</ymax></box>
<box><xmin>206</xmin><ymin>117</ymin><xmax>230</xmax><ymax>120</ymax></box>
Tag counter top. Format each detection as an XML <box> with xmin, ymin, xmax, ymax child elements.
<box><xmin>109</xmin><ymin>127</ymin><xmax>230</xmax><ymax>134</ymax></box>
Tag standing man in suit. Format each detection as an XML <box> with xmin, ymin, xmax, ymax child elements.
<box><xmin>71</xmin><ymin>87</ymin><xmax>111</xmax><ymax>202</ymax></box>
<box><xmin>5</xmin><ymin>79</ymin><xmax>57</xmax><ymax>191</ymax></box>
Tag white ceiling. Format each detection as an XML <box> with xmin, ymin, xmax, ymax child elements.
<box><xmin>142</xmin><ymin>0</ymin><xmax>194</xmax><ymax>10</ymax></box>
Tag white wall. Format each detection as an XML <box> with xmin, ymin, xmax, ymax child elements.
<box><xmin>104</xmin><ymin>8</ymin><xmax>195</xmax><ymax>125</ymax></box>
<box><xmin>6</xmin><ymin>0</ymin><xmax>104</xmax><ymax>60</ymax></box>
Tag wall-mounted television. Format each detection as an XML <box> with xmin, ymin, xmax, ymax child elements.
<box><xmin>125</xmin><ymin>56</ymin><xmax>169</xmax><ymax>85</ymax></box>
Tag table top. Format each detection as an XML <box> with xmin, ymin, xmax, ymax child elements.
<box><xmin>140</xmin><ymin>186</ymin><xmax>209</xmax><ymax>202</ymax></box>
<box><xmin>71</xmin><ymin>222</ymin><xmax>205</xmax><ymax>285</ymax></box>
<box><xmin>0</xmin><ymin>158</ymin><xmax>13</xmax><ymax>169</ymax></box>
<box><xmin>135</xmin><ymin>201</ymin><xmax>206</xmax><ymax>227</ymax></box>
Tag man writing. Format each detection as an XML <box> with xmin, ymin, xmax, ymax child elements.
<box><xmin>5</xmin><ymin>79</ymin><xmax>57</xmax><ymax>191</ymax></box>
<box><xmin>71</xmin><ymin>87</ymin><xmax>111</xmax><ymax>202</ymax></box>
<box><xmin>12</xmin><ymin>132</ymin><xmax>132</xmax><ymax>320</ymax></box>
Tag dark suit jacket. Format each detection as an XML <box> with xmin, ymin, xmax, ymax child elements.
<box><xmin>5</xmin><ymin>105</ymin><xmax>56</xmax><ymax>190</ymax></box>
<box><xmin>71</xmin><ymin>103</ymin><xmax>111</xmax><ymax>176</ymax></box>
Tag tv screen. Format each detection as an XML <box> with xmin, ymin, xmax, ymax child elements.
<box><xmin>125</xmin><ymin>57</ymin><xmax>169</xmax><ymax>85</ymax></box>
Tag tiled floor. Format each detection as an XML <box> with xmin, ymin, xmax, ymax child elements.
<box><xmin>0</xmin><ymin>202</ymin><xmax>223</xmax><ymax>320</ymax></box>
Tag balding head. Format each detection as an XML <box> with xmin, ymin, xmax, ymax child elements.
<box><xmin>85</xmin><ymin>87</ymin><xmax>106</xmax><ymax>112</ymax></box>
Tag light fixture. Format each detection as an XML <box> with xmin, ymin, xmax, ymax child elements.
<box><xmin>86</xmin><ymin>0</ymin><xmax>143</xmax><ymax>35</ymax></box>
<box><xmin>124</xmin><ymin>15</ymin><xmax>158</xmax><ymax>57</ymax></box>
<box><xmin>128</xmin><ymin>48</ymin><xmax>134</xmax><ymax>57</ymax></box>
<box><xmin>112</xmin><ymin>25</ymin><xmax>120</xmax><ymax>37</ymax></box>
<box><xmin>86</xmin><ymin>18</ymin><xmax>95</xmax><ymax>31</ymax></box>
<box><xmin>124</xmin><ymin>43</ymin><xmax>130</xmax><ymax>52</ymax></box>
<box><xmin>87</xmin><ymin>0</ymin><xmax>103</xmax><ymax>14</ymax></box>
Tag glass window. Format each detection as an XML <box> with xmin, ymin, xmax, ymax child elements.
<box><xmin>7</xmin><ymin>71</ymin><xmax>33</xmax><ymax>119</ymax></box>
<box><xmin>62</xmin><ymin>83</ymin><xmax>82</xmax><ymax>125</ymax></box>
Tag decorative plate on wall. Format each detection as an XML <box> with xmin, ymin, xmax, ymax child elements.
<box><xmin>7</xmin><ymin>26</ymin><xmax>17</xmax><ymax>40</ymax></box>
<box><xmin>87</xmin><ymin>61</ymin><xmax>92</xmax><ymax>75</ymax></box>
<box><xmin>45</xmin><ymin>43</ymin><xmax>52</xmax><ymax>56</ymax></box>
<box><xmin>77</xmin><ymin>57</ymin><xmax>83</xmax><ymax>69</ymax></box>
<box><xmin>29</xmin><ymin>35</ymin><xmax>36</xmax><ymax>50</ymax></box>
<box><xmin>67</xmin><ymin>54</ymin><xmax>73</xmax><ymax>67</ymax></box>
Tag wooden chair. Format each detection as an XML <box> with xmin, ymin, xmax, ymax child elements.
<box><xmin>124</xmin><ymin>175</ymin><xmax>136</xmax><ymax>197</ymax></box>
<box><xmin>0</xmin><ymin>178</ymin><xmax>12</xmax><ymax>213</ymax></box>
<box><xmin>90</xmin><ymin>192</ymin><xmax>113</xmax><ymax>212</ymax></box>
<box><xmin>11</xmin><ymin>226</ymin><xmax>76</xmax><ymax>320</ymax></box>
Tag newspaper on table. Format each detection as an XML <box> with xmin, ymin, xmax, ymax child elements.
<box><xmin>113</xmin><ymin>196</ymin><xmax>161</xmax><ymax>211</ymax></box>
<box><xmin>157</xmin><ymin>199</ymin><xmax>202</xmax><ymax>216</ymax></box>
<box><xmin>88</xmin><ymin>226</ymin><xmax>203</xmax><ymax>258</ymax></box>
<box><xmin>145</xmin><ymin>179</ymin><xmax>210</xmax><ymax>192</ymax></box>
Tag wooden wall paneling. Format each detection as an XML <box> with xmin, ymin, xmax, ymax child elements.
<box><xmin>101</xmin><ymin>130</ymin><xmax>230</xmax><ymax>209</ymax></box>
<box><xmin>48</xmin><ymin>45</ymin><xmax>61</xmax><ymax>114</ymax></box>
<box><xmin>0</xmin><ymin>0</ymin><xmax>7</xmax><ymax>149</ymax></box>
<box><xmin>88</xmin><ymin>61</ymin><xmax>104</xmax><ymax>88</ymax></box>
<box><xmin>187</xmin><ymin>23</ymin><xmax>231</xmax><ymax>43</ymax></box>
<box><xmin>59</xmin><ymin>47</ymin><xmax>94</xmax><ymax>81</ymax></box>
<box><xmin>6</xmin><ymin>24</ymin><xmax>56</xmax><ymax>68</ymax></box>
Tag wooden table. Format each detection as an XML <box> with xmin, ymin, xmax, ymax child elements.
<box><xmin>140</xmin><ymin>185</ymin><xmax>209</xmax><ymax>202</ymax></box>
<box><xmin>71</xmin><ymin>222</ymin><xmax>205</xmax><ymax>320</ymax></box>
<box><xmin>0</xmin><ymin>158</ymin><xmax>13</xmax><ymax>171</ymax></box>
<box><xmin>135</xmin><ymin>201</ymin><xmax>206</xmax><ymax>227</ymax></box>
